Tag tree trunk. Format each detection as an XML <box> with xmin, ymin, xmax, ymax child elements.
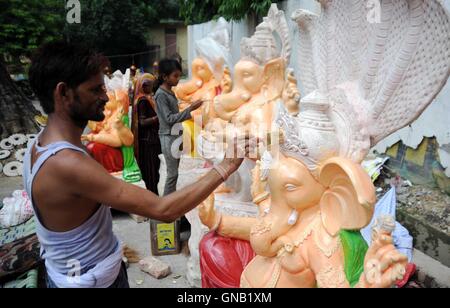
<box><xmin>0</xmin><ymin>58</ymin><xmax>40</xmax><ymax>139</ymax></box>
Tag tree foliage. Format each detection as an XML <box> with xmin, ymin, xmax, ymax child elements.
<box><xmin>64</xmin><ymin>0</ymin><xmax>158</xmax><ymax>55</ymax></box>
<box><xmin>179</xmin><ymin>0</ymin><xmax>277</xmax><ymax>25</ymax></box>
<box><xmin>65</xmin><ymin>0</ymin><xmax>185</xmax><ymax>55</ymax></box>
<box><xmin>0</xmin><ymin>0</ymin><xmax>65</xmax><ymax>59</ymax></box>
<box><xmin>0</xmin><ymin>0</ymin><xmax>182</xmax><ymax>62</ymax></box>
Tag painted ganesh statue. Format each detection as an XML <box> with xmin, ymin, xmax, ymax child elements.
<box><xmin>198</xmin><ymin>0</ymin><xmax>450</xmax><ymax>288</ymax></box>
<box><xmin>82</xmin><ymin>71</ymin><xmax>142</xmax><ymax>182</ymax></box>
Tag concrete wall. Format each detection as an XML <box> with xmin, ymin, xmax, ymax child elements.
<box><xmin>177</xmin><ymin>26</ymin><xmax>188</xmax><ymax>69</ymax></box>
<box><xmin>147</xmin><ymin>25</ymin><xmax>189</xmax><ymax>72</ymax></box>
<box><xmin>147</xmin><ymin>27</ymin><xmax>165</xmax><ymax>54</ymax></box>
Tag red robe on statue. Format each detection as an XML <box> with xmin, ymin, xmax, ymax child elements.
<box><xmin>199</xmin><ymin>232</ymin><xmax>255</xmax><ymax>288</ymax></box>
<box><xmin>86</xmin><ymin>142</ymin><xmax>123</xmax><ymax>173</ymax></box>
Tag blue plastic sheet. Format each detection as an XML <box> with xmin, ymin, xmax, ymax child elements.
<box><xmin>361</xmin><ymin>187</ymin><xmax>413</xmax><ymax>262</ymax></box>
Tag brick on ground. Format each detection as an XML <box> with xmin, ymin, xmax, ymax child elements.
<box><xmin>139</xmin><ymin>257</ymin><xmax>172</xmax><ymax>279</ymax></box>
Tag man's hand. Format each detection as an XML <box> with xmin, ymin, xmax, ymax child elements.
<box><xmin>219</xmin><ymin>133</ymin><xmax>259</xmax><ymax>176</ymax></box>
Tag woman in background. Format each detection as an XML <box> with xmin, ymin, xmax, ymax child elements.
<box><xmin>132</xmin><ymin>74</ymin><xmax>161</xmax><ymax>194</ymax></box>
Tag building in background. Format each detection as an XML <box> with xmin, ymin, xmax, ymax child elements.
<box><xmin>147</xmin><ymin>19</ymin><xmax>188</xmax><ymax>74</ymax></box>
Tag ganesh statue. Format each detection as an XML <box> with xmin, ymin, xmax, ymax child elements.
<box><xmin>82</xmin><ymin>71</ymin><xmax>142</xmax><ymax>183</ymax></box>
<box><xmin>198</xmin><ymin>0</ymin><xmax>450</xmax><ymax>288</ymax></box>
<box><xmin>173</xmin><ymin>18</ymin><xmax>233</xmax><ymax>157</ymax></box>
<box><xmin>197</xmin><ymin>4</ymin><xmax>301</xmax><ymax>288</ymax></box>
<box><xmin>198</xmin><ymin>4</ymin><xmax>301</xmax><ymax>200</ymax></box>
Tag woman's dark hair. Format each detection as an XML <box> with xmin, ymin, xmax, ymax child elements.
<box><xmin>155</xmin><ymin>58</ymin><xmax>182</xmax><ymax>90</ymax></box>
<box><xmin>29</xmin><ymin>41</ymin><xmax>107</xmax><ymax>114</ymax></box>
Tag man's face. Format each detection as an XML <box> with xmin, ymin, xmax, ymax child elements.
<box><xmin>69</xmin><ymin>72</ymin><xmax>109</xmax><ymax>123</ymax></box>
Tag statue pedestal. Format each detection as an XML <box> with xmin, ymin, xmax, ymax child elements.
<box><xmin>176</xmin><ymin>155</ymin><xmax>258</xmax><ymax>288</ymax></box>
<box><xmin>176</xmin><ymin>156</ymin><xmax>209</xmax><ymax>288</ymax></box>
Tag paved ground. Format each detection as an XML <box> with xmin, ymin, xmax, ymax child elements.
<box><xmin>112</xmin><ymin>212</ymin><xmax>192</xmax><ymax>288</ymax></box>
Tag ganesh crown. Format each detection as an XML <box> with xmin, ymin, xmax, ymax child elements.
<box><xmin>240</xmin><ymin>4</ymin><xmax>291</xmax><ymax>66</ymax></box>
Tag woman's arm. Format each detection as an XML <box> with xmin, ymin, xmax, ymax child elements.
<box><xmin>138</xmin><ymin>100</ymin><xmax>159</xmax><ymax>128</ymax></box>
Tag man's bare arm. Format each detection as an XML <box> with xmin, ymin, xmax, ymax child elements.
<box><xmin>60</xmin><ymin>150</ymin><xmax>237</xmax><ymax>222</ymax></box>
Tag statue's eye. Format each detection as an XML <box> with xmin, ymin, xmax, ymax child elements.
<box><xmin>285</xmin><ymin>184</ymin><xmax>298</xmax><ymax>192</ymax></box>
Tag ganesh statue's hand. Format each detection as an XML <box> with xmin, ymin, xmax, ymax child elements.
<box><xmin>112</xmin><ymin>108</ymin><xmax>125</xmax><ymax>130</ymax></box>
<box><xmin>281</xmin><ymin>69</ymin><xmax>301</xmax><ymax>116</ymax></box>
<box><xmin>81</xmin><ymin>134</ymin><xmax>95</xmax><ymax>143</ymax></box>
<box><xmin>88</xmin><ymin>121</ymin><xmax>101</xmax><ymax>133</ymax></box>
<box><xmin>220</xmin><ymin>67</ymin><xmax>232</xmax><ymax>94</ymax></box>
<box><xmin>251</xmin><ymin>161</ymin><xmax>268</xmax><ymax>200</ymax></box>
<box><xmin>358</xmin><ymin>230</ymin><xmax>408</xmax><ymax>288</ymax></box>
<box><xmin>198</xmin><ymin>194</ymin><xmax>221</xmax><ymax>231</ymax></box>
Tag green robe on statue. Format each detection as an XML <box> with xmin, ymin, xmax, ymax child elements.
<box><xmin>121</xmin><ymin>114</ymin><xmax>142</xmax><ymax>183</ymax></box>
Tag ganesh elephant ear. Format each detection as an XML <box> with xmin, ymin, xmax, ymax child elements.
<box><xmin>318</xmin><ymin>157</ymin><xmax>375</xmax><ymax>237</ymax></box>
<box><xmin>262</xmin><ymin>58</ymin><xmax>286</xmax><ymax>101</ymax></box>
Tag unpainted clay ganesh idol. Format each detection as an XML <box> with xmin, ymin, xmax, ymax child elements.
<box><xmin>175</xmin><ymin>58</ymin><xmax>232</xmax><ymax>125</ymax></box>
<box><xmin>173</xmin><ymin>18</ymin><xmax>233</xmax><ymax>156</ymax></box>
<box><xmin>214</xmin><ymin>4</ymin><xmax>297</xmax><ymax>141</ymax></box>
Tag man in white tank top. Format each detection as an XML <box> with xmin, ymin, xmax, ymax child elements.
<box><xmin>25</xmin><ymin>41</ymin><xmax>252</xmax><ymax>288</ymax></box>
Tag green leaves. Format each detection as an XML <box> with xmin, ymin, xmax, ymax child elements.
<box><xmin>63</xmin><ymin>0</ymin><xmax>168</xmax><ymax>56</ymax></box>
<box><xmin>0</xmin><ymin>0</ymin><xmax>65</xmax><ymax>58</ymax></box>
<box><xmin>179</xmin><ymin>0</ymin><xmax>279</xmax><ymax>24</ymax></box>
<box><xmin>0</xmin><ymin>0</ymin><xmax>184</xmax><ymax>64</ymax></box>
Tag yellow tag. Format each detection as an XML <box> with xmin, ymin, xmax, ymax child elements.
<box><xmin>157</xmin><ymin>223</ymin><xmax>176</xmax><ymax>251</ymax></box>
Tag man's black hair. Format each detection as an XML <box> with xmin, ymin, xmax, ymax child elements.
<box><xmin>29</xmin><ymin>40</ymin><xmax>107</xmax><ymax>114</ymax></box>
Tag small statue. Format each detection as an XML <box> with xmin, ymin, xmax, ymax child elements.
<box><xmin>214</xmin><ymin>4</ymin><xmax>292</xmax><ymax>142</ymax></box>
<box><xmin>83</xmin><ymin>91</ymin><xmax>133</xmax><ymax>147</ymax></box>
<box><xmin>83</xmin><ymin>71</ymin><xmax>142</xmax><ymax>182</ymax></box>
